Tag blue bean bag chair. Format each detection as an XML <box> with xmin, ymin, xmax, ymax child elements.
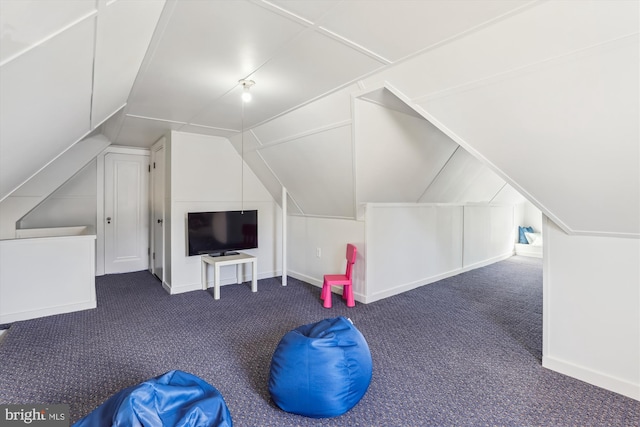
<box><xmin>73</xmin><ymin>370</ymin><xmax>232</xmax><ymax>427</ymax></box>
<box><xmin>268</xmin><ymin>316</ymin><xmax>372</xmax><ymax>418</ymax></box>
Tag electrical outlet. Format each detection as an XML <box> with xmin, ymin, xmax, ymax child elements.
<box><xmin>316</xmin><ymin>247</ymin><xmax>321</xmax><ymax>258</ymax></box>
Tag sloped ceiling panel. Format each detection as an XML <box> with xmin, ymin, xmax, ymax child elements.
<box><xmin>364</xmin><ymin>1</ymin><xmax>635</xmax><ymax>106</ymax></box>
<box><xmin>107</xmin><ymin>114</ymin><xmax>183</xmax><ymax>148</ymax></box>
<box><xmin>358</xmin><ymin>87</ymin><xmax>423</xmax><ymax>119</ymax></box>
<box><xmin>228</xmin><ymin>131</ymin><xmax>285</xmax><ymax>204</ymax></box>
<box><xmin>355</xmin><ymin>99</ymin><xmax>458</xmax><ymax>203</ymax></box>
<box><xmin>319</xmin><ymin>0</ymin><xmax>530</xmax><ymax>62</ymax></box>
<box><xmin>0</xmin><ymin>17</ymin><xmax>94</xmax><ymax>201</ymax></box>
<box><xmin>250</xmin><ymin>84</ymin><xmax>355</xmax><ymax>145</ymax></box>
<box><xmin>258</xmin><ymin>125</ymin><xmax>354</xmax><ymax>218</ymax></box>
<box><xmin>91</xmin><ymin>0</ymin><xmax>165</xmax><ymax>127</ymax></box>
<box><xmin>239</xmin><ymin>150</ymin><xmax>284</xmax><ymax>206</ymax></box>
<box><xmin>268</xmin><ymin>0</ymin><xmax>341</xmax><ymax>22</ymax></box>
<box><xmin>420</xmin><ymin>147</ymin><xmax>504</xmax><ymax>203</ymax></box>
<box><xmin>422</xmin><ymin>35</ymin><xmax>639</xmax><ymax>235</ymax></box>
<box><xmin>0</xmin><ymin>0</ymin><xmax>95</xmax><ymax>64</ymax></box>
<box><xmin>10</xmin><ymin>134</ymin><xmax>110</xmax><ymax>198</ymax></box>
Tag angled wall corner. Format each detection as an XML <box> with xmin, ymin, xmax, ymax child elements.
<box><xmin>0</xmin><ymin>134</ymin><xmax>111</xmax><ymax>239</ymax></box>
<box><xmin>354</xmin><ymin>94</ymin><xmax>458</xmax><ymax>204</ymax></box>
<box><xmin>0</xmin><ymin>16</ymin><xmax>95</xmax><ymax>202</ymax></box>
<box><xmin>354</xmin><ymin>85</ymin><xmax>510</xmax><ymax>207</ymax></box>
<box><xmin>259</xmin><ymin>125</ymin><xmax>355</xmax><ymax>218</ymax></box>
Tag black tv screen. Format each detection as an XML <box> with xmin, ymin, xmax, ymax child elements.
<box><xmin>187</xmin><ymin>210</ymin><xmax>258</xmax><ymax>256</ymax></box>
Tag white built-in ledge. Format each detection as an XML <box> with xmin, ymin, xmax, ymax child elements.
<box><xmin>0</xmin><ymin>226</ymin><xmax>97</xmax><ymax>323</ymax></box>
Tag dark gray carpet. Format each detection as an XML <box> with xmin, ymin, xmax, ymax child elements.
<box><xmin>0</xmin><ymin>256</ymin><xmax>638</xmax><ymax>426</ymax></box>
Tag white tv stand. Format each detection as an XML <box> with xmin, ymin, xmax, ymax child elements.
<box><xmin>201</xmin><ymin>253</ymin><xmax>257</xmax><ymax>300</ymax></box>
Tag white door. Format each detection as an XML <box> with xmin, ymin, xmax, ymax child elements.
<box><xmin>104</xmin><ymin>153</ymin><xmax>149</xmax><ymax>274</ymax></box>
<box><xmin>151</xmin><ymin>145</ymin><xmax>165</xmax><ymax>280</ymax></box>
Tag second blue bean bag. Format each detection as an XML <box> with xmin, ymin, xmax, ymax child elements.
<box><xmin>73</xmin><ymin>370</ymin><xmax>232</xmax><ymax>427</ymax></box>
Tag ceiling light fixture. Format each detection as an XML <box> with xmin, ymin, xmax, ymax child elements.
<box><xmin>239</xmin><ymin>79</ymin><xmax>255</xmax><ymax>102</ymax></box>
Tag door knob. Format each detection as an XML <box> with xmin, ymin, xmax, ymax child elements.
<box><xmin>106</xmin><ymin>217</ymin><xmax>111</xmax><ymax>224</ymax></box>
<box><xmin>157</xmin><ymin>219</ymin><xmax>163</xmax><ymax>224</ymax></box>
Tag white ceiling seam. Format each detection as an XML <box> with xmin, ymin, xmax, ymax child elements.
<box><xmin>108</xmin><ymin>0</ymin><xmax>174</xmax><ymax>145</ymax></box>
<box><xmin>254</xmin><ymin>0</ymin><xmax>316</xmax><ymax>27</ymax></box>
<box><xmin>93</xmin><ymin>103</ymin><xmax>127</xmax><ymax>131</ymax></box>
<box><xmin>253</xmin><ymin>147</ymin><xmax>304</xmax><ymax>214</ymax></box>
<box><xmin>254</xmin><ymin>120</ymin><xmax>352</xmax><ymax>149</ymax></box>
<box><xmin>411</xmin><ymin>31</ymin><xmax>640</xmax><ymax>105</ymax></box>
<box><xmin>416</xmin><ymin>145</ymin><xmax>461</xmax><ymax>203</ymax></box>
<box><xmin>0</xmin><ymin>9</ymin><xmax>98</xmax><ymax>68</ymax></box>
<box><xmin>350</xmin><ymin>108</ymin><xmax>358</xmax><ymax>220</ymax></box>
<box><xmin>249</xmin><ymin>129</ymin><xmax>263</xmax><ymax>147</ymax></box>
<box><xmin>246</xmin><ymin>81</ymin><xmax>368</xmax><ymax>132</ymax></box>
<box><xmin>126</xmin><ymin>114</ymin><xmax>187</xmax><ymax>126</ymax></box>
<box><xmin>362</xmin><ymin>0</ymin><xmax>542</xmax><ymax>70</ymax></box>
<box><xmin>358</xmin><ymin>81</ymin><xmax>425</xmax><ymax>118</ymax></box>
<box><xmin>89</xmin><ymin>11</ymin><xmax>100</xmax><ymax>131</ymax></box>
<box><xmin>185</xmin><ymin>123</ymin><xmax>240</xmax><ymax>134</ymax></box>
<box><xmin>287</xmin><ymin>212</ymin><xmax>358</xmax><ymax>221</ymax></box>
<box><xmin>488</xmin><ymin>183</ymin><xmax>510</xmax><ymax>205</ymax></box>
<box><xmin>317</xmin><ymin>26</ymin><xmax>392</xmax><ymax>65</ymax></box>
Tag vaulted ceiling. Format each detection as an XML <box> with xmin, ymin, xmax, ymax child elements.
<box><xmin>104</xmin><ymin>0</ymin><xmax>532</xmax><ymax>144</ymax></box>
<box><xmin>1</xmin><ymin>0</ymin><xmax>638</xmax><ymax>237</ymax></box>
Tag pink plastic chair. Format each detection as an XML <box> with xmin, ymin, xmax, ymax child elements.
<box><xmin>321</xmin><ymin>244</ymin><xmax>357</xmax><ymax>308</ymax></box>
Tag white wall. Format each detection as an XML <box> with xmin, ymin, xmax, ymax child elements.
<box><xmin>18</xmin><ymin>160</ymin><xmax>97</xmax><ymax>232</ymax></box>
<box><xmin>287</xmin><ymin>215</ymin><xmax>365</xmax><ymax>293</ymax></box>
<box><xmin>364</xmin><ymin>203</ymin><xmax>513</xmax><ymax>303</ymax></box>
<box><xmin>166</xmin><ymin>131</ymin><xmax>281</xmax><ymax>294</ymax></box>
<box><xmin>543</xmin><ymin>218</ymin><xmax>640</xmax><ymax>400</ymax></box>
<box><xmin>0</xmin><ymin>229</ymin><xmax>96</xmax><ymax>323</ymax></box>
<box><xmin>515</xmin><ymin>199</ymin><xmax>543</xmax><ymax>238</ymax></box>
<box><xmin>463</xmin><ymin>205</ymin><xmax>515</xmax><ymax>267</ymax></box>
<box><xmin>286</xmin><ymin>203</ymin><xmax>514</xmax><ymax>306</ymax></box>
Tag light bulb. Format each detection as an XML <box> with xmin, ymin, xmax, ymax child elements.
<box><xmin>242</xmin><ymin>90</ymin><xmax>252</xmax><ymax>102</ymax></box>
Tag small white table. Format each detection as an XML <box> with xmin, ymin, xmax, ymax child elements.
<box><xmin>201</xmin><ymin>253</ymin><xmax>257</xmax><ymax>300</ymax></box>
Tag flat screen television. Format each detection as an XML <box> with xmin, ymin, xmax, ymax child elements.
<box><xmin>187</xmin><ymin>210</ymin><xmax>258</xmax><ymax>256</ymax></box>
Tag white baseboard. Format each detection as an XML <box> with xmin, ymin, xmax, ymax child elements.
<box><xmin>289</xmin><ymin>253</ymin><xmax>514</xmax><ymax>305</ymax></box>
<box><xmin>0</xmin><ymin>301</ymin><xmax>96</xmax><ymax>324</ymax></box>
<box><xmin>461</xmin><ymin>251</ymin><xmax>514</xmax><ymax>272</ymax></box>
<box><xmin>167</xmin><ymin>271</ymin><xmax>282</xmax><ymax>295</ymax></box>
<box><xmin>365</xmin><ymin>252</ymin><xmax>514</xmax><ymax>304</ymax></box>
<box><xmin>161</xmin><ymin>280</ymin><xmax>172</xmax><ymax>294</ymax></box>
<box><xmin>515</xmin><ymin>243</ymin><xmax>543</xmax><ymax>258</ymax></box>
<box><xmin>287</xmin><ymin>270</ymin><xmax>365</xmax><ymax>304</ymax></box>
<box><xmin>167</xmin><ymin>283</ymin><xmax>202</xmax><ymax>295</ymax></box>
<box><xmin>287</xmin><ymin>271</ymin><xmax>321</xmax><ymax>288</ymax></box>
<box><xmin>366</xmin><ymin>267</ymin><xmax>462</xmax><ymax>303</ymax></box>
<box><xmin>543</xmin><ymin>355</ymin><xmax>639</xmax><ymax>401</ymax></box>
